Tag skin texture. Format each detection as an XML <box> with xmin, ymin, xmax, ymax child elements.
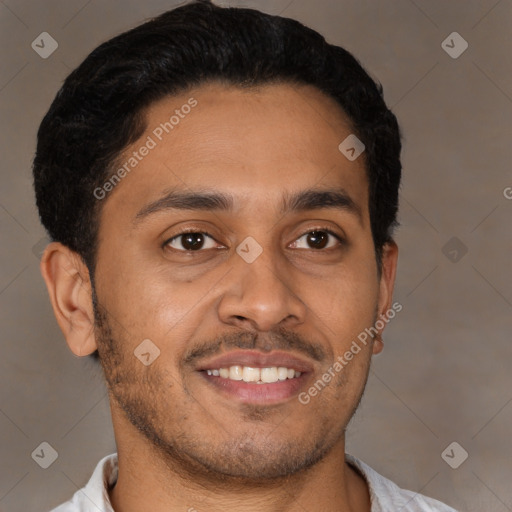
<box><xmin>41</xmin><ymin>82</ymin><xmax>398</xmax><ymax>512</ymax></box>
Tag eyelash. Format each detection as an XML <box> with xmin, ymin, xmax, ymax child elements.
<box><xmin>163</xmin><ymin>227</ymin><xmax>345</xmax><ymax>252</ymax></box>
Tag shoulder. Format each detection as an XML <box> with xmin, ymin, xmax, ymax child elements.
<box><xmin>345</xmin><ymin>453</ymin><xmax>459</xmax><ymax>512</ymax></box>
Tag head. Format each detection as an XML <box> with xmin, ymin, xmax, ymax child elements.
<box><xmin>34</xmin><ymin>0</ymin><xmax>401</xmax><ymax>482</ymax></box>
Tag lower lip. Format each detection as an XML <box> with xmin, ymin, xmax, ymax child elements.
<box><xmin>200</xmin><ymin>372</ymin><xmax>308</xmax><ymax>405</ymax></box>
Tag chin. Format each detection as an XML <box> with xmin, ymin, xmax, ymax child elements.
<box><xmin>162</xmin><ymin>431</ymin><xmax>335</xmax><ymax>481</ymax></box>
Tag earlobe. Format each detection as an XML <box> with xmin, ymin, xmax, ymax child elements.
<box><xmin>372</xmin><ymin>334</ymin><xmax>384</xmax><ymax>355</ymax></box>
<box><xmin>40</xmin><ymin>242</ymin><xmax>98</xmax><ymax>357</ymax></box>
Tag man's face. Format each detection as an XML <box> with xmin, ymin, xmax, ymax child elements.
<box><xmin>92</xmin><ymin>82</ymin><xmax>395</xmax><ymax>480</ymax></box>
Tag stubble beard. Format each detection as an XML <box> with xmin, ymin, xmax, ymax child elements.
<box><xmin>91</xmin><ymin>294</ymin><xmax>370</xmax><ymax>486</ymax></box>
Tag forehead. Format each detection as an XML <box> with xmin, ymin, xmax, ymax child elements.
<box><xmin>100</xmin><ymin>81</ymin><xmax>369</xmax><ymax>222</ymax></box>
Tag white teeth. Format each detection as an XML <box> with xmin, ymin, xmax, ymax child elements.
<box><xmin>242</xmin><ymin>366</ymin><xmax>261</xmax><ymax>382</ymax></box>
<box><xmin>206</xmin><ymin>365</ymin><xmax>302</xmax><ymax>383</ymax></box>
<box><xmin>277</xmin><ymin>367</ymin><xmax>288</xmax><ymax>380</ymax></box>
<box><xmin>229</xmin><ymin>365</ymin><xmax>243</xmax><ymax>380</ymax></box>
<box><xmin>261</xmin><ymin>367</ymin><xmax>278</xmax><ymax>383</ymax></box>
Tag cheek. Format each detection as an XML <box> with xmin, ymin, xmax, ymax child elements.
<box><xmin>299</xmin><ymin>252</ymin><xmax>379</xmax><ymax>338</ymax></box>
<box><xmin>331</xmin><ymin>352</ymin><xmax>371</xmax><ymax>412</ymax></box>
<box><xmin>96</xmin><ymin>226</ymin><xmax>379</xmax><ymax>352</ymax></box>
<box><xmin>96</xmin><ymin>256</ymin><xmax>219</xmax><ymax>356</ymax></box>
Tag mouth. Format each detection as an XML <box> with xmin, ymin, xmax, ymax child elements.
<box><xmin>196</xmin><ymin>350</ymin><xmax>313</xmax><ymax>405</ymax></box>
<box><xmin>205</xmin><ymin>365</ymin><xmax>302</xmax><ymax>383</ymax></box>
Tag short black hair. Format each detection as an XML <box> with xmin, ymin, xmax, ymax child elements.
<box><xmin>33</xmin><ymin>0</ymin><xmax>401</xmax><ymax>275</ymax></box>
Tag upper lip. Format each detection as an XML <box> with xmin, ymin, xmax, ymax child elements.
<box><xmin>196</xmin><ymin>350</ymin><xmax>314</xmax><ymax>373</ymax></box>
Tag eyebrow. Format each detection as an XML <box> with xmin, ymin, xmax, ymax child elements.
<box><xmin>133</xmin><ymin>187</ymin><xmax>362</xmax><ymax>225</ymax></box>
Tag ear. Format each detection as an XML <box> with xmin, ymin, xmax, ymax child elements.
<box><xmin>372</xmin><ymin>241</ymin><xmax>398</xmax><ymax>355</ymax></box>
<box><xmin>40</xmin><ymin>242</ymin><xmax>98</xmax><ymax>357</ymax></box>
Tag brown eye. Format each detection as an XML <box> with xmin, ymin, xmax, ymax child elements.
<box><xmin>306</xmin><ymin>231</ymin><xmax>329</xmax><ymax>249</ymax></box>
<box><xmin>291</xmin><ymin>229</ymin><xmax>342</xmax><ymax>250</ymax></box>
<box><xmin>166</xmin><ymin>232</ymin><xmax>218</xmax><ymax>251</ymax></box>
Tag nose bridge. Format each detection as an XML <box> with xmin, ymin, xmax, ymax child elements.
<box><xmin>218</xmin><ymin>240</ymin><xmax>306</xmax><ymax>331</ymax></box>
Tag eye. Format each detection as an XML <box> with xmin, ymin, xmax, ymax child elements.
<box><xmin>164</xmin><ymin>229</ymin><xmax>342</xmax><ymax>253</ymax></box>
<box><xmin>290</xmin><ymin>229</ymin><xmax>342</xmax><ymax>250</ymax></box>
<box><xmin>165</xmin><ymin>232</ymin><xmax>220</xmax><ymax>251</ymax></box>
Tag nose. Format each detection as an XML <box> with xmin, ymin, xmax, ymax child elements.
<box><xmin>217</xmin><ymin>249</ymin><xmax>307</xmax><ymax>332</ymax></box>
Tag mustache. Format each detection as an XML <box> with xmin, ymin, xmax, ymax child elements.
<box><xmin>183</xmin><ymin>328</ymin><xmax>327</xmax><ymax>366</ymax></box>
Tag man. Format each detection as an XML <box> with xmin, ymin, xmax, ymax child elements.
<box><xmin>33</xmin><ymin>1</ymin><xmax>458</xmax><ymax>510</ymax></box>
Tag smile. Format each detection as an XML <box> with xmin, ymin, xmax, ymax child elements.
<box><xmin>205</xmin><ymin>366</ymin><xmax>302</xmax><ymax>384</ymax></box>
<box><xmin>196</xmin><ymin>351</ymin><xmax>313</xmax><ymax>404</ymax></box>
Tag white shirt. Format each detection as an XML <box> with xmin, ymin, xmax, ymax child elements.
<box><xmin>50</xmin><ymin>453</ymin><xmax>458</xmax><ymax>511</ymax></box>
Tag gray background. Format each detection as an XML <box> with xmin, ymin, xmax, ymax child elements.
<box><xmin>0</xmin><ymin>0</ymin><xmax>511</xmax><ymax>511</ymax></box>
